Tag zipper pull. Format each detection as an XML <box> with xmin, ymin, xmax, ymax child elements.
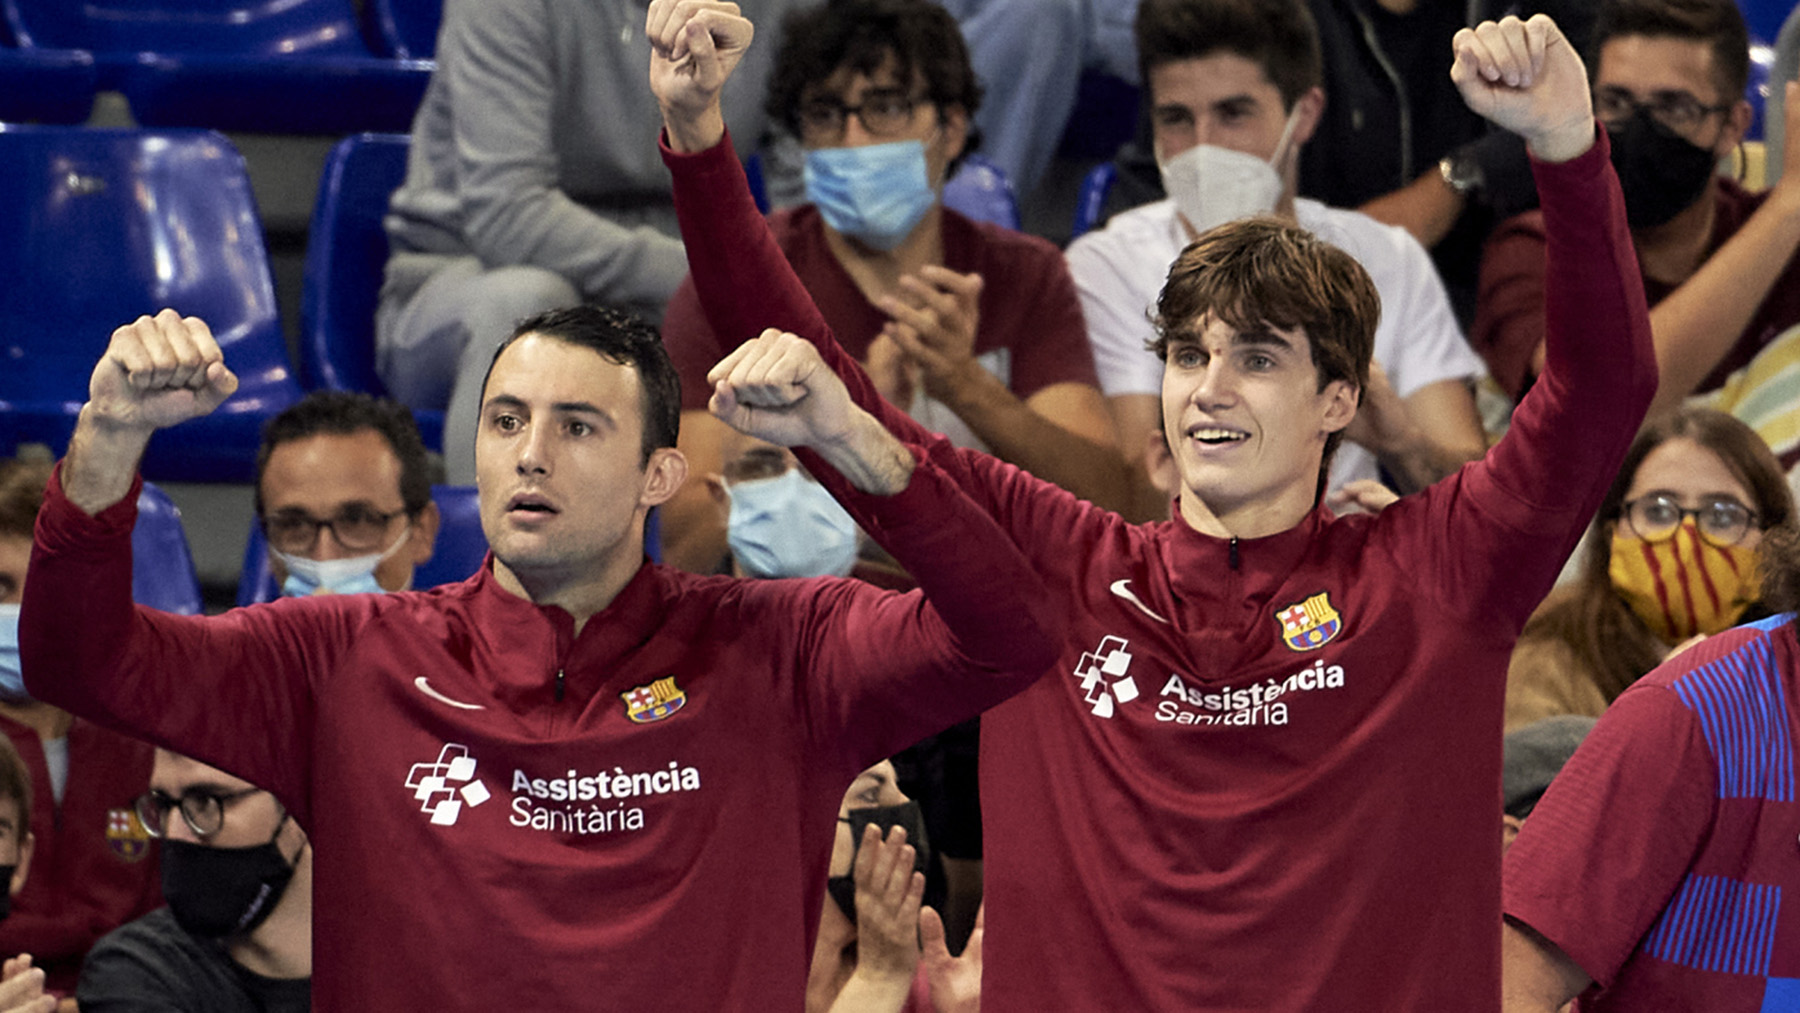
<box><xmin>1229</xmin><ymin>537</ymin><xmax>1240</xmax><ymax>571</ymax></box>
<box><xmin>554</xmin><ymin>668</ymin><xmax>565</xmax><ymax>703</ymax></box>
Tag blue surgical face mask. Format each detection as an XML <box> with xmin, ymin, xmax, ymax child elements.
<box><xmin>727</xmin><ymin>470</ymin><xmax>859</xmax><ymax>579</ymax></box>
<box><xmin>0</xmin><ymin>605</ymin><xmax>24</xmax><ymax>703</ymax></box>
<box><xmin>804</xmin><ymin>139</ymin><xmax>937</xmax><ymax>251</ymax></box>
<box><xmin>273</xmin><ymin>525</ymin><xmax>410</xmax><ymax>598</ymax></box>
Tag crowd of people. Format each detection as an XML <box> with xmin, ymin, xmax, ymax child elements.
<box><xmin>4</xmin><ymin>0</ymin><xmax>1800</xmax><ymax>1009</ymax></box>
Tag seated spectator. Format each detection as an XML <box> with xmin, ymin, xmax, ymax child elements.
<box><xmin>0</xmin><ymin>736</ymin><xmax>57</xmax><ymax>1013</ymax></box>
<box><xmin>78</xmin><ymin>751</ymin><xmax>309</xmax><ymax>1012</ymax></box>
<box><xmin>1501</xmin><ymin>525</ymin><xmax>1800</xmax><ymax>1010</ymax></box>
<box><xmin>807</xmin><ymin>761</ymin><xmax>978</xmax><ymax>1013</ymax></box>
<box><xmin>1501</xmin><ymin>715</ymin><xmax>1595</xmax><ymax>853</ymax></box>
<box><xmin>256</xmin><ymin>392</ymin><xmax>441</xmax><ymax>597</ymax></box>
<box><xmin>377</xmin><ymin>0</ymin><xmax>810</xmax><ymax>483</ymax></box>
<box><xmin>1475</xmin><ymin>0</ymin><xmax>1800</xmax><ymax>471</ymax></box>
<box><xmin>1505</xmin><ymin>408</ymin><xmax>1795</xmax><ymax>730</ymax></box>
<box><xmin>660</xmin><ymin>0</ymin><xmax>1125</xmax><ymax>572</ymax></box>
<box><xmin>1066</xmin><ymin>0</ymin><xmax>1488</xmax><ymax>512</ymax></box>
<box><xmin>0</xmin><ymin>458</ymin><xmax>159</xmax><ymax>994</ymax></box>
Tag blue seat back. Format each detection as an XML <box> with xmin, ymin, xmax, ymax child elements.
<box><xmin>942</xmin><ymin>153</ymin><xmax>1020</xmax><ymax>230</ymax></box>
<box><xmin>302</xmin><ymin>132</ymin><xmax>411</xmax><ymax>394</ymax></box>
<box><xmin>3</xmin><ymin>0</ymin><xmax>372</xmax><ymax>58</ymax></box>
<box><xmin>133</xmin><ymin>482</ymin><xmax>203</xmax><ymax>615</ymax></box>
<box><xmin>0</xmin><ymin>125</ymin><xmax>300</xmax><ymax>479</ymax></box>
<box><xmin>236</xmin><ymin>485</ymin><xmax>489</xmax><ymax>605</ymax></box>
<box><xmin>1070</xmin><ymin>162</ymin><xmax>1118</xmax><ymax>239</ymax></box>
<box><xmin>371</xmin><ymin>0</ymin><xmax>440</xmax><ymax>60</ymax></box>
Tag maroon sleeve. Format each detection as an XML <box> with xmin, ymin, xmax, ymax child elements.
<box><xmin>1503</xmin><ymin>684</ymin><xmax>1716</xmax><ymax>987</ymax></box>
<box><xmin>969</xmin><ymin>221</ymin><xmax>1099</xmax><ymax>399</ymax></box>
<box><xmin>661</xmin><ymin>271</ymin><xmax>726</xmax><ymax>412</ymax></box>
<box><xmin>1470</xmin><ymin>211</ymin><xmax>1549</xmax><ymax>400</ymax></box>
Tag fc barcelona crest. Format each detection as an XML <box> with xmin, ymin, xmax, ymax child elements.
<box><xmin>1276</xmin><ymin>592</ymin><xmax>1343</xmax><ymax>652</ymax></box>
<box><xmin>621</xmin><ymin>676</ymin><xmax>687</xmax><ymax>724</ymax></box>
<box><xmin>105</xmin><ymin>807</ymin><xmax>151</xmax><ymax>862</ymax></box>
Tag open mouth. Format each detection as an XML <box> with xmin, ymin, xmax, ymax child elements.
<box><xmin>1188</xmin><ymin>426</ymin><xmax>1249</xmax><ymax>446</ymax></box>
<box><xmin>507</xmin><ymin>493</ymin><xmax>558</xmax><ymax>515</ymax></box>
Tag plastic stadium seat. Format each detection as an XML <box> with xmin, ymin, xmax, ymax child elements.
<box><xmin>371</xmin><ymin>0</ymin><xmax>442</xmax><ymax>61</ymax></box>
<box><xmin>300</xmin><ymin>132</ymin><xmax>443</xmax><ymax>448</ymax></box>
<box><xmin>942</xmin><ymin>153</ymin><xmax>1021</xmax><ymax>230</ymax></box>
<box><xmin>1769</xmin><ymin>5</ymin><xmax>1798</xmax><ymax>184</ymax></box>
<box><xmin>1070</xmin><ymin>162</ymin><xmax>1118</xmax><ymax>239</ymax></box>
<box><xmin>0</xmin><ymin>19</ymin><xmax>96</xmax><ymax>125</ymax></box>
<box><xmin>236</xmin><ymin>485</ymin><xmax>488</xmax><ymax>605</ymax></box>
<box><xmin>0</xmin><ymin>126</ymin><xmax>302</xmax><ymax>482</ymax></box>
<box><xmin>1741</xmin><ymin>0</ymin><xmax>1791</xmax><ymax>47</ymax></box>
<box><xmin>1</xmin><ymin>0</ymin><xmax>432</xmax><ymax>134</ymax></box>
<box><xmin>134</xmin><ymin>482</ymin><xmax>203</xmax><ymax>615</ymax></box>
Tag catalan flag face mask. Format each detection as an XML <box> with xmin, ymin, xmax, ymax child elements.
<box><xmin>1608</xmin><ymin>519</ymin><xmax>1759</xmax><ymax>644</ymax></box>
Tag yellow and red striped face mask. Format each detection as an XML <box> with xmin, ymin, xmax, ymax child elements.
<box><xmin>1609</xmin><ymin>519</ymin><xmax>1760</xmax><ymax>644</ymax></box>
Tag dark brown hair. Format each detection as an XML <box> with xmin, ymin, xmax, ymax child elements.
<box><xmin>0</xmin><ymin>459</ymin><xmax>52</xmax><ymax>541</ymax></box>
<box><xmin>1135</xmin><ymin>0</ymin><xmax>1322</xmax><ymax>109</ymax></box>
<box><xmin>1593</xmin><ymin>0</ymin><xmax>1750</xmax><ymax>103</ymax></box>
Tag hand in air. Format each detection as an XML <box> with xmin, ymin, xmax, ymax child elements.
<box><xmin>87</xmin><ymin>309</ymin><xmax>239</xmax><ymax>432</ymax></box>
<box><xmin>1451</xmin><ymin>15</ymin><xmax>1594</xmax><ymax>163</ymax></box>
<box><xmin>646</xmin><ymin>1</ymin><xmax>753</xmax><ymax>131</ymax></box>
<box><xmin>707</xmin><ymin>329</ymin><xmax>857</xmax><ymax>448</ymax></box>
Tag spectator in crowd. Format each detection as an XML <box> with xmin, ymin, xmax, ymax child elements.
<box><xmin>1501</xmin><ymin>527</ymin><xmax>1800</xmax><ymax>1010</ymax></box>
<box><xmin>663</xmin><ymin>8</ymin><xmax>1657</xmax><ymax>1006</ymax></box>
<box><xmin>1505</xmin><ymin>407</ymin><xmax>1795</xmax><ymax>730</ymax></box>
<box><xmin>0</xmin><ymin>735</ymin><xmax>57</xmax><ymax>1013</ymax></box>
<box><xmin>256</xmin><ymin>392</ymin><xmax>441</xmax><ymax>597</ymax></box>
<box><xmin>1066</xmin><ymin>0</ymin><xmax>1488</xmax><ymax>513</ymax></box>
<box><xmin>1501</xmin><ymin>715</ymin><xmax>1595</xmax><ymax>853</ymax></box>
<box><xmin>806</xmin><ymin>760</ymin><xmax>979</xmax><ymax>1013</ymax></box>
<box><xmin>20</xmin><ymin>281</ymin><xmax>1052</xmax><ymax>1009</ymax></box>
<box><xmin>0</xmin><ymin>458</ymin><xmax>159</xmax><ymax>995</ymax></box>
<box><xmin>377</xmin><ymin>0</ymin><xmax>812</xmax><ymax>484</ymax></box>
<box><xmin>1475</xmin><ymin>0</ymin><xmax>1800</xmax><ymax>471</ymax></box>
<box><xmin>78</xmin><ymin>751</ymin><xmax>310</xmax><ymax>1012</ymax></box>
<box><xmin>660</xmin><ymin>0</ymin><xmax>1125</xmax><ymax>572</ymax></box>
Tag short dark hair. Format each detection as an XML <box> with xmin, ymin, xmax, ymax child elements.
<box><xmin>1150</xmin><ymin>216</ymin><xmax>1378</xmax><ymax>472</ymax></box>
<box><xmin>256</xmin><ymin>392</ymin><xmax>434</xmax><ymax>519</ymax></box>
<box><xmin>0</xmin><ymin>459</ymin><xmax>52</xmax><ymax>541</ymax></box>
<box><xmin>768</xmin><ymin>0</ymin><xmax>983</xmax><ymax>144</ymax></box>
<box><xmin>0</xmin><ymin>735</ymin><xmax>30</xmax><ymax>840</ymax></box>
<box><xmin>484</xmin><ymin>306</ymin><xmax>681</xmax><ymax>467</ymax></box>
<box><xmin>1135</xmin><ymin>0</ymin><xmax>1322</xmax><ymax>110</ymax></box>
<box><xmin>1592</xmin><ymin>0</ymin><xmax>1750</xmax><ymax>102</ymax></box>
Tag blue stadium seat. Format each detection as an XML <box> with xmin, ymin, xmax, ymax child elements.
<box><xmin>133</xmin><ymin>482</ymin><xmax>203</xmax><ymax>615</ymax></box>
<box><xmin>237</xmin><ymin>485</ymin><xmax>488</xmax><ymax>605</ymax></box>
<box><xmin>0</xmin><ymin>15</ymin><xmax>96</xmax><ymax>125</ymax></box>
<box><xmin>371</xmin><ymin>0</ymin><xmax>442</xmax><ymax>61</ymax></box>
<box><xmin>942</xmin><ymin>153</ymin><xmax>1021</xmax><ymax>230</ymax></box>
<box><xmin>0</xmin><ymin>125</ymin><xmax>302</xmax><ymax>482</ymax></box>
<box><xmin>300</xmin><ymin>132</ymin><xmax>443</xmax><ymax>448</ymax></box>
<box><xmin>1741</xmin><ymin>0</ymin><xmax>1790</xmax><ymax>48</ymax></box>
<box><xmin>1070</xmin><ymin>162</ymin><xmax>1118</xmax><ymax>239</ymax></box>
<box><xmin>1</xmin><ymin>0</ymin><xmax>432</xmax><ymax>134</ymax></box>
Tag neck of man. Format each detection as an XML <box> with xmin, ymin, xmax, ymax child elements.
<box><xmin>0</xmin><ymin>700</ymin><xmax>73</xmax><ymax>742</ymax></box>
<box><xmin>1631</xmin><ymin>180</ymin><xmax>1719</xmax><ymax>286</ymax></box>
<box><xmin>228</xmin><ymin>840</ymin><xmax>311</xmax><ymax>981</ymax></box>
<box><xmin>824</xmin><ymin>204</ymin><xmax>945</xmax><ymax>303</ymax></box>
<box><xmin>491</xmin><ymin>527</ymin><xmax>648</xmax><ymax>637</ymax></box>
<box><xmin>1179</xmin><ymin>190</ymin><xmax>1300</xmax><ymax>242</ymax></box>
<box><xmin>1177</xmin><ymin>480</ymin><xmax>1318</xmax><ymax>541</ymax></box>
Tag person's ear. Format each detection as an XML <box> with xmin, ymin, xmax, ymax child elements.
<box><xmin>1320</xmin><ymin>379</ymin><xmax>1359</xmax><ymax>435</ymax></box>
<box><xmin>406</xmin><ymin>501</ymin><xmax>442</xmax><ymax>566</ymax></box>
<box><xmin>938</xmin><ymin>103</ymin><xmax>969</xmax><ymax>168</ymax></box>
<box><xmin>641</xmin><ymin>448</ymin><xmax>689</xmax><ymax>509</ymax></box>
<box><xmin>1717</xmin><ymin>97</ymin><xmax>1753</xmax><ymax>157</ymax></box>
<box><xmin>12</xmin><ymin>831</ymin><xmax>33</xmax><ymax>899</ymax></box>
<box><xmin>1291</xmin><ymin>86</ymin><xmax>1325</xmax><ymax>149</ymax></box>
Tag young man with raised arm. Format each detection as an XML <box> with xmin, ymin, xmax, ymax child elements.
<box><xmin>18</xmin><ymin>289</ymin><xmax>1056</xmax><ymax>1002</ymax></box>
<box><xmin>654</xmin><ymin>4</ymin><xmax>1656</xmax><ymax>1008</ymax></box>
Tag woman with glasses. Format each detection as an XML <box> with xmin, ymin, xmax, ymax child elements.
<box><xmin>1504</xmin><ymin>407</ymin><xmax>1796</xmax><ymax>730</ymax></box>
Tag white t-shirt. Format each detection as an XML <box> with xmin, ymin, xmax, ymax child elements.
<box><xmin>1066</xmin><ymin>197</ymin><xmax>1485</xmax><ymax>493</ymax></box>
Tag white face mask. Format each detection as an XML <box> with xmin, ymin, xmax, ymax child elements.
<box><xmin>273</xmin><ymin>524</ymin><xmax>412</xmax><ymax>597</ymax></box>
<box><xmin>1158</xmin><ymin>106</ymin><xmax>1301</xmax><ymax>236</ymax></box>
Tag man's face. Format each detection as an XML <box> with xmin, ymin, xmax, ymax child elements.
<box><xmin>1594</xmin><ymin>35</ymin><xmax>1748</xmax><ymax>157</ymax></box>
<box><xmin>259</xmin><ymin>429</ymin><xmax>437</xmax><ymax>592</ymax></box>
<box><xmin>476</xmin><ymin>335</ymin><xmax>682</xmax><ymax>588</ymax></box>
<box><xmin>1148</xmin><ymin>52</ymin><xmax>1318</xmax><ymax>168</ymax></box>
<box><xmin>1161</xmin><ymin>314</ymin><xmax>1356</xmax><ymax>532</ymax></box>
<box><xmin>148</xmin><ymin>751</ymin><xmax>287</xmax><ymax>849</ymax></box>
<box><xmin>798</xmin><ymin>57</ymin><xmax>968</xmax><ymax>182</ymax></box>
<box><xmin>0</xmin><ymin>533</ymin><xmax>26</xmax><ymax>605</ymax></box>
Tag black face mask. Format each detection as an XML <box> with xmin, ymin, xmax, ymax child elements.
<box><xmin>826</xmin><ymin>800</ymin><xmax>930</xmax><ymax>925</ymax></box>
<box><xmin>1606</xmin><ymin>107</ymin><xmax>1720</xmax><ymax>229</ymax></box>
<box><xmin>0</xmin><ymin>865</ymin><xmax>14</xmax><ymax>922</ymax></box>
<box><xmin>161</xmin><ymin>816</ymin><xmax>298</xmax><ymax>940</ymax></box>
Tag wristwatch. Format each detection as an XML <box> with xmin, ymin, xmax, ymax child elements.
<box><xmin>1438</xmin><ymin>150</ymin><xmax>1484</xmax><ymax>198</ymax></box>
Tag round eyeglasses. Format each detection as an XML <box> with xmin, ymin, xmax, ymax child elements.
<box><xmin>134</xmin><ymin>786</ymin><xmax>264</xmax><ymax>840</ymax></box>
<box><xmin>1594</xmin><ymin>87</ymin><xmax>1733</xmax><ymax>135</ymax></box>
<box><xmin>1621</xmin><ymin>493</ymin><xmax>1759</xmax><ymax>547</ymax></box>
<box><xmin>262</xmin><ymin>505</ymin><xmax>407</xmax><ymax>554</ymax></box>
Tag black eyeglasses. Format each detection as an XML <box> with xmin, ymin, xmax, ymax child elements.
<box><xmin>797</xmin><ymin>88</ymin><xmax>926</xmax><ymax>143</ymax></box>
<box><xmin>262</xmin><ymin>504</ymin><xmax>407</xmax><ymax>554</ymax></box>
<box><xmin>1622</xmin><ymin>493</ymin><xmax>1759</xmax><ymax>547</ymax></box>
<box><xmin>1594</xmin><ymin>87</ymin><xmax>1733</xmax><ymax>134</ymax></box>
<box><xmin>134</xmin><ymin>786</ymin><xmax>264</xmax><ymax>840</ymax></box>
